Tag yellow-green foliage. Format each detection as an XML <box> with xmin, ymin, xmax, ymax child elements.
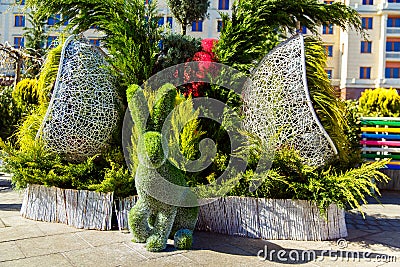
<box><xmin>168</xmin><ymin>95</ymin><xmax>205</xmax><ymax>170</ymax></box>
<box><xmin>37</xmin><ymin>38</ymin><xmax>64</xmax><ymax>104</ymax></box>
<box><xmin>359</xmin><ymin>87</ymin><xmax>400</xmax><ymax>117</ymax></box>
<box><xmin>15</xmin><ymin>104</ymin><xmax>48</xmax><ymax>151</ymax></box>
<box><xmin>12</xmin><ymin>78</ymin><xmax>39</xmax><ymax>111</ymax></box>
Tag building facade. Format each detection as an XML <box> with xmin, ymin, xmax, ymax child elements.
<box><xmin>1</xmin><ymin>0</ymin><xmax>400</xmax><ymax>99</ymax></box>
<box><xmin>331</xmin><ymin>0</ymin><xmax>400</xmax><ymax>99</ymax></box>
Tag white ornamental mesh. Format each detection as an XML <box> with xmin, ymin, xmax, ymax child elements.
<box><xmin>243</xmin><ymin>34</ymin><xmax>337</xmax><ymax>166</ymax></box>
<box><xmin>39</xmin><ymin>35</ymin><xmax>120</xmax><ymax>162</ymax></box>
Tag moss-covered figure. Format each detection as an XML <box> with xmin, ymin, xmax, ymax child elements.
<box><xmin>127</xmin><ymin>83</ymin><xmax>198</xmax><ymax>252</ymax></box>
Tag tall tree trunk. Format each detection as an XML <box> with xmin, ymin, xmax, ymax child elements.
<box><xmin>182</xmin><ymin>24</ymin><xmax>187</xmax><ymax>35</ymax></box>
<box><xmin>14</xmin><ymin>58</ymin><xmax>22</xmax><ymax>86</ymax></box>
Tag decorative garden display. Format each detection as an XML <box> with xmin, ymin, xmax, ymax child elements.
<box><xmin>38</xmin><ymin>35</ymin><xmax>120</xmax><ymax>162</ymax></box>
<box><xmin>3</xmin><ymin>0</ymin><xmax>390</xmax><ymax>255</ymax></box>
<box><xmin>126</xmin><ymin>84</ymin><xmax>198</xmax><ymax>252</ymax></box>
<box><xmin>243</xmin><ymin>34</ymin><xmax>337</xmax><ymax>166</ymax></box>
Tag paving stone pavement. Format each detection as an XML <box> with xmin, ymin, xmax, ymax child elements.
<box><xmin>0</xmin><ymin>173</ymin><xmax>399</xmax><ymax>267</ymax></box>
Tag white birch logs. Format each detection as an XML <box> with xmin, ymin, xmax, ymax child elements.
<box><xmin>21</xmin><ymin>184</ymin><xmax>113</xmax><ymax>230</ymax></box>
<box><xmin>115</xmin><ymin>196</ymin><xmax>347</xmax><ymax>241</ymax></box>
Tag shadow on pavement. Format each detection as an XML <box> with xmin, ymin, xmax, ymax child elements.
<box><xmin>191</xmin><ymin>231</ymin><xmax>395</xmax><ymax>264</ymax></box>
<box><xmin>0</xmin><ymin>203</ymin><xmax>22</xmax><ymax>211</ymax></box>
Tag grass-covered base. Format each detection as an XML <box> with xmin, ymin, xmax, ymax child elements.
<box><xmin>146</xmin><ymin>235</ymin><xmax>166</xmax><ymax>252</ymax></box>
<box><xmin>174</xmin><ymin>229</ymin><xmax>193</xmax><ymax>250</ymax></box>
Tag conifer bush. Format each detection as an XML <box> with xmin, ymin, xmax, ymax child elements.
<box><xmin>359</xmin><ymin>88</ymin><xmax>400</xmax><ymax>117</ymax></box>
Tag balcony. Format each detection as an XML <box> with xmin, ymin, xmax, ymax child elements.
<box><xmin>387</xmin><ymin>27</ymin><xmax>400</xmax><ymax>37</ymax></box>
<box><xmin>382</xmin><ymin>78</ymin><xmax>400</xmax><ymax>86</ymax></box>
<box><xmin>386</xmin><ymin>51</ymin><xmax>400</xmax><ymax>59</ymax></box>
<box><xmin>383</xmin><ymin>2</ymin><xmax>400</xmax><ymax>11</ymax></box>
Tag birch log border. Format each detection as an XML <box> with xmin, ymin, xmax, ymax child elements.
<box><xmin>115</xmin><ymin>196</ymin><xmax>347</xmax><ymax>241</ymax></box>
<box><xmin>20</xmin><ymin>184</ymin><xmax>113</xmax><ymax>230</ymax></box>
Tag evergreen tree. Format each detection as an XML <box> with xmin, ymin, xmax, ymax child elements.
<box><xmin>167</xmin><ymin>0</ymin><xmax>209</xmax><ymax>35</ymax></box>
<box><xmin>26</xmin><ymin>0</ymin><xmax>162</xmax><ymax>88</ymax></box>
<box><xmin>23</xmin><ymin>10</ymin><xmax>46</xmax><ymax>77</ymax></box>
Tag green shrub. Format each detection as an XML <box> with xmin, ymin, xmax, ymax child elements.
<box><xmin>229</xmin><ymin>147</ymin><xmax>390</xmax><ymax>216</ymax></box>
<box><xmin>359</xmin><ymin>88</ymin><xmax>400</xmax><ymax>117</ymax></box>
<box><xmin>12</xmin><ymin>78</ymin><xmax>40</xmax><ymax>114</ymax></box>
<box><xmin>157</xmin><ymin>33</ymin><xmax>201</xmax><ymax>71</ymax></box>
<box><xmin>0</xmin><ymin>138</ymin><xmax>134</xmax><ymax>197</ymax></box>
<box><xmin>0</xmin><ymin>86</ymin><xmax>22</xmax><ymax>141</ymax></box>
<box><xmin>36</xmin><ymin>39</ymin><xmax>64</xmax><ymax>104</ymax></box>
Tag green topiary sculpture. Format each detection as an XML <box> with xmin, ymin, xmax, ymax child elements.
<box><xmin>127</xmin><ymin>83</ymin><xmax>199</xmax><ymax>252</ymax></box>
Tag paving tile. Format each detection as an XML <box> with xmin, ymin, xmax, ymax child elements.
<box><xmin>0</xmin><ymin>210</ymin><xmax>20</xmax><ymax>218</ymax></box>
<box><xmin>63</xmin><ymin>242</ymin><xmax>146</xmax><ymax>267</ymax></box>
<box><xmin>140</xmin><ymin>253</ymin><xmax>199</xmax><ymax>267</ymax></box>
<box><xmin>0</xmin><ymin>241</ymin><xmax>25</xmax><ymax>262</ymax></box>
<box><xmin>0</xmin><ymin>224</ymin><xmax>45</xmax><ymax>242</ymax></box>
<box><xmin>1</xmin><ymin>215</ymin><xmax>38</xmax><ymax>228</ymax></box>
<box><xmin>35</xmin><ymin>221</ymin><xmax>83</xmax><ymax>236</ymax></box>
<box><xmin>0</xmin><ymin>253</ymin><xmax>73</xmax><ymax>267</ymax></box>
<box><xmin>15</xmin><ymin>232</ymin><xmax>91</xmax><ymax>257</ymax></box>
<box><xmin>184</xmin><ymin>247</ymin><xmax>282</xmax><ymax>267</ymax></box>
<box><xmin>124</xmin><ymin>239</ymin><xmax>186</xmax><ymax>260</ymax></box>
<box><xmin>76</xmin><ymin>229</ymin><xmax>130</xmax><ymax>247</ymax></box>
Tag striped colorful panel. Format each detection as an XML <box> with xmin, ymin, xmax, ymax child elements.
<box><xmin>361</xmin><ymin>127</ymin><xmax>400</xmax><ymax>134</ymax></box>
<box><xmin>360</xmin><ymin>117</ymin><xmax>400</xmax><ymax>121</ymax></box>
<box><xmin>385</xmin><ymin>164</ymin><xmax>400</xmax><ymax>170</ymax></box>
<box><xmin>362</xmin><ymin>153</ymin><xmax>400</xmax><ymax>160</ymax></box>
<box><xmin>360</xmin><ymin>140</ymin><xmax>400</xmax><ymax>147</ymax></box>
<box><xmin>361</xmin><ymin>133</ymin><xmax>400</xmax><ymax>140</ymax></box>
<box><xmin>361</xmin><ymin>147</ymin><xmax>400</xmax><ymax>153</ymax></box>
<box><xmin>361</xmin><ymin>120</ymin><xmax>400</xmax><ymax>126</ymax></box>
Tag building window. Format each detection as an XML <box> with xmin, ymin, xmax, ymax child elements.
<box><xmin>158</xmin><ymin>17</ymin><xmax>164</xmax><ymax>27</ymax></box>
<box><xmin>386</xmin><ymin>41</ymin><xmax>400</xmax><ymax>51</ymax></box>
<box><xmin>361</xmin><ymin>41</ymin><xmax>372</xmax><ymax>53</ymax></box>
<box><xmin>218</xmin><ymin>0</ymin><xmax>229</xmax><ymax>10</ymax></box>
<box><xmin>217</xmin><ymin>20</ymin><xmax>223</xmax><ymax>32</ymax></box>
<box><xmin>300</xmin><ymin>26</ymin><xmax>307</xmax><ymax>34</ymax></box>
<box><xmin>362</xmin><ymin>0</ymin><xmax>373</xmax><ymax>5</ymax></box>
<box><xmin>322</xmin><ymin>24</ymin><xmax>333</xmax><ymax>34</ymax></box>
<box><xmin>192</xmin><ymin>20</ymin><xmax>203</xmax><ymax>32</ymax></box>
<box><xmin>167</xmin><ymin>17</ymin><xmax>173</xmax><ymax>28</ymax></box>
<box><xmin>362</xmin><ymin>17</ymin><xmax>373</xmax><ymax>29</ymax></box>
<box><xmin>388</xmin><ymin>17</ymin><xmax>400</xmax><ymax>27</ymax></box>
<box><xmin>386</xmin><ymin>67</ymin><xmax>400</xmax><ymax>78</ymax></box>
<box><xmin>325</xmin><ymin>69</ymin><xmax>333</xmax><ymax>79</ymax></box>
<box><xmin>360</xmin><ymin>67</ymin><xmax>371</xmax><ymax>79</ymax></box>
<box><xmin>14</xmin><ymin>15</ymin><xmax>25</xmax><ymax>27</ymax></box>
<box><xmin>13</xmin><ymin>37</ymin><xmax>24</xmax><ymax>48</ymax></box>
<box><xmin>89</xmin><ymin>39</ymin><xmax>100</xmax><ymax>46</ymax></box>
<box><xmin>48</xmin><ymin>14</ymin><xmax>61</xmax><ymax>25</ymax></box>
<box><xmin>324</xmin><ymin>45</ymin><xmax>333</xmax><ymax>57</ymax></box>
<box><xmin>324</xmin><ymin>0</ymin><xmax>334</xmax><ymax>4</ymax></box>
<box><xmin>47</xmin><ymin>36</ymin><xmax>57</xmax><ymax>48</ymax></box>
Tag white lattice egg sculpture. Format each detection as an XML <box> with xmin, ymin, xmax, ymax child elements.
<box><xmin>242</xmin><ymin>34</ymin><xmax>337</xmax><ymax>166</ymax></box>
<box><xmin>39</xmin><ymin>35</ymin><xmax>120</xmax><ymax>161</ymax></box>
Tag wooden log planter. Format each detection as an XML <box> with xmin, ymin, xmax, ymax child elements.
<box><xmin>115</xmin><ymin>196</ymin><xmax>347</xmax><ymax>241</ymax></box>
<box><xmin>20</xmin><ymin>184</ymin><xmax>113</xmax><ymax>230</ymax></box>
<box><xmin>21</xmin><ymin>185</ymin><xmax>347</xmax><ymax>240</ymax></box>
<box><xmin>361</xmin><ymin>117</ymin><xmax>400</xmax><ymax>190</ymax></box>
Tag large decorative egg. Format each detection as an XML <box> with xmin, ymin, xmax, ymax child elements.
<box><xmin>40</xmin><ymin>35</ymin><xmax>120</xmax><ymax>162</ymax></box>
